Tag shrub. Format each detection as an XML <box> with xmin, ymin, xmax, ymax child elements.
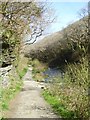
<box><xmin>44</xmin><ymin>55</ymin><xmax>89</xmax><ymax>118</ymax></box>
<box><xmin>31</xmin><ymin>59</ymin><xmax>48</xmax><ymax>82</ymax></box>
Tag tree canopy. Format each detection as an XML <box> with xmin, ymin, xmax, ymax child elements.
<box><xmin>0</xmin><ymin>0</ymin><xmax>52</xmax><ymax>66</ymax></box>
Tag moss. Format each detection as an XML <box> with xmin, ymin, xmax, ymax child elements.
<box><xmin>19</xmin><ymin>67</ymin><xmax>28</xmax><ymax>79</ymax></box>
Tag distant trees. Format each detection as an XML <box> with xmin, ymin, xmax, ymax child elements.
<box><xmin>24</xmin><ymin>8</ymin><xmax>89</xmax><ymax>65</ymax></box>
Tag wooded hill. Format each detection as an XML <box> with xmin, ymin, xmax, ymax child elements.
<box><xmin>24</xmin><ymin>16</ymin><xmax>89</xmax><ymax>67</ymax></box>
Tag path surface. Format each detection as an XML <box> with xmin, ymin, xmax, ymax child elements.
<box><xmin>4</xmin><ymin>67</ymin><xmax>58</xmax><ymax>118</ymax></box>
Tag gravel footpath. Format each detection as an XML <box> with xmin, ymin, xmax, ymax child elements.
<box><xmin>4</xmin><ymin>67</ymin><xmax>59</xmax><ymax>118</ymax></box>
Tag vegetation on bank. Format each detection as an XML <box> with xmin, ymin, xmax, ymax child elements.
<box><xmin>29</xmin><ymin>59</ymin><xmax>48</xmax><ymax>82</ymax></box>
<box><xmin>15</xmin><ymin>54</ymin><xmax>29</xmax><ymax>79</ymax></box>
<box><xmin>42</xmin><ymin>55</ymin><xmax>89</xmax><ymax>119</ymax></box>
<box><xmin>1</xmin><ymin>55</ymin><xmax>29</xmax><ymax>118</ymax></box>
<box><xmin>42</xmin><ymin>90</ymin><xmax>75</xmax><ymax>119</ymax></box>
<box><xmin>1</xmin><ymin>74</ymin><xmax>22</xmax><ymax>111</ymax></box>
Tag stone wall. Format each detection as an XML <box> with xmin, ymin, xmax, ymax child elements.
<box><xmin>0</xmin><ymin>65</ymin><xmax>12</xmax><ymax>88</ymax></box>
<box><xmin>0</xmin><ymin>65</ymin><xmax>20</xmax><ymax>89</ymax></box>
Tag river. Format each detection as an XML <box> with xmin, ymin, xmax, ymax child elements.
<box><xmin>43</xmin><ymin>67</ymin><xmax>64</xmax><ymax>83</ymax></box>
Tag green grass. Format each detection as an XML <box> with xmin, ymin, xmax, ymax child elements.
<box><xmin>1</xmin><ymin>67</ymin><xmax>28</xmax><ymax>112</ymax></box>
<box><xmin>1</xmin><ymin>55</ymin><xmax>29</xmax><ymax>119</ymax></box>
<box><xmin>1</xmin><ymin>66</ymin><xmax>28</xmax><ymax>119</ymax></box>
<box><xmin>42</xmin><ymin>90</ymin><xmax>75</xmax><ymax>119</ymax></box>
<box><xmin>31</xmin><ymin>59</ymin><xmax>47</xmax><ymax>82</ymax></box>
<box><xmin>1</xmin><ymin>80</ymin><xmax>22</xmax><ymax>111</ymax></box>
<box><xmin>18</xmin><ymin>67</ymin><xmax>28</xmax><ymax>79</ymax></box>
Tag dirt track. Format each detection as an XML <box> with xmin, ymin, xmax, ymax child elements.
<box><xmin>4</xmin><ymin>67</ymin><xmax>58</xmax><ymax>118</ymax></box>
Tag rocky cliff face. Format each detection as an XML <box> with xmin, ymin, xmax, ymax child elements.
<box><xmin>24</xmin><ymin>16</ymin><xmax>88</xmax><ymax>66</ymax></box>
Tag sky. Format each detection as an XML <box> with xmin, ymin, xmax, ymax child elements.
<box><xmin>43</xmin><ymin>2</ymin><xmax>88</xmax><ymax>35</ymax></box>
<box><xmin>25</xmin><ymin>1</ymin><xmax>89</xmax><ymax>43</ymax></box>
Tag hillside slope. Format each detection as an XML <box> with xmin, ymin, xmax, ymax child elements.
<box><xmin>24</xmin><ymin>16</ymin><xmax>88</xmax><ymax>66</ymax></box>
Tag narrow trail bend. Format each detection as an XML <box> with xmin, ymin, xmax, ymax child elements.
<box><xmin>4</xmin><ymin>67</ymin><xmax>58</xmax><ymax>118</ymax></box>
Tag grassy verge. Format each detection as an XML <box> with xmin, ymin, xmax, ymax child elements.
<box><xmin>1</xmin><ymin>67</ymin><xmax>28</xmax><ymax>113</ymax></box>
<box><xmin>1</xmin><ymin>55</ymin><xmax>29</xmax><ymax>118</ymax></box>
<box><xmin>18</xmin><ymin>67</ymin><xmax>28</xmax><ymax>79</ymax></box>
<box><xmin>1</xmin><ymin>80</ymin><xmax>22</xmax><ymax>111</ymax></box>
<box><xmin>16</xmin><ymin>54</ymin><xmax>29</xmax><ymax>79</ymax></box>
<box><xmin>1</xmin><ymin>68</ymin><xmax>23</xmax><ymax>119</ymax></box>
<box><xmin>42</xmin><ymin>90</ymin><xmax>75</xmax><ymax>119</ymax></box>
